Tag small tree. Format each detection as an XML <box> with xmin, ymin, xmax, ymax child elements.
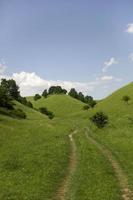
<box><xmin>0</xmin><ymin>86</ymin><xmax>13</xmax><ymax>109</ymax></box>
<box><xmin>90</xmin><ymin>112</ymin><xmax>108</xmax><ymax>128</ymax></box>
<box><xmin>39</xmin><ymin>107</ymin><xmax>54</xmax><ymax>119</ymax></box>
<box><xmin>34</xmin><ymin>94</ymin><xmax>41</xmax><ymax>101</ymax></box>
<box><xmin>78</xmin><ymin>92</ymin><xmax>85</xmax><ymax>102</ymax></box>
<box><xmin>26</xmin><ymin>101</ymin><xmax>33</xmax><ymax>108</ymax></box>
<box><xmin>68</xmin><ymin>88</ymin><xmax>78</xmax><ymax>99</ymax></box>
<box><xmin>1</xmin><ymin>79</ymin><xmax>20</xmax><ymax>100</ymax></box>
<box><xmin>83</xmin><ymin>105</ymin><xmax>90</xmax><ymax>110</ymax></box>
<box><xmin>122</xmin><ymin>95</ymin><xmax>130</xmax><ymax>104</ymax></box>
<box><xmin>42</xmin><ymin>89</ymin><xmax>48</xmax><ymax>98</ymax></box>
<box><xmin>89</xmin><ymin>100</ymin><xmax>97</xmax><ymax>108</ymax></box>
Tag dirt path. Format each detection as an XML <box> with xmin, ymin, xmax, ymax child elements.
<box><xmin>85</xmin><ymin>128</ymin><xmax>133</xmax><ymax>200</ymax></box>
<box><xmin>55</xmin><ymin>130</ymin><xmax>77</xmax><ymax>200</ymax></box>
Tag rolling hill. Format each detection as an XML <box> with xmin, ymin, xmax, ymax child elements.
<box><xmin>0</xmin><ymin>83</ymin><xmax>133</xmax><ymax>199</ymax></box>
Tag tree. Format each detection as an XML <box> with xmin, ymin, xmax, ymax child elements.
<box><xmin>26</xmin><ymin>101</ymin><xmax>33</xmax><ymax>108</ymax></box>
<box><xmin>78</xmin><ymin>92</ymin><xmax>85</xmax><ymax>102</ymax></box>
<box><xmin>48</xmin><ymin>86</ymin><xmax>67</xmax><ymax>95</ymax></box>
<box><xmin>39</xmin><ymin>107</ymin><xmax>54</xmax><ymax>119</ymax></box>
<box><xmin>42</xmin><ymin>89</ymin><xmax>48</xmax><ymax>98</ymax></box>
<box><xmin>83</xmin><ymin>105</ymin><xmax>90</xmax><ymax>110</ymax></box>
<box><xmin>1</xmin><ymin>79</ymin><xmax>20</xmax><ymax>100</ymax></box>
<box><xmin>89</xmin><ymin>100</ymin><xmax>97</xmax><ymax>108</ymax></box>
<box><xmin>0</xmin><ymin>86</ymin><xmax>13</xmax><ymax>109</ymax></box>
<box><xmin>90</xmin><ymin>112</ymin><xmax>108</xmax><ymax>128</ymax></box>
<box><xmin>122</xmin><ymin>95</ymin><xmax>130</xmax><ymax>104</ymax></box>
<box><xmin>84</xmin><ymin>96</ymin><xmax>93</xmax><ymax>104</ymax></box>
<box><xmin>34</xmin><ymin>94</ymin><xmax>41</xmax><ymax>101</ymax></box>
<box><xmin>62</xmin><ymin>89</ymin><xmax>67</xmax><ymax>94</ymax></box>
<box><xmin>68</xmin><ymin>88</ymin><xmax>78</xmax><ymax>99</ymax></box>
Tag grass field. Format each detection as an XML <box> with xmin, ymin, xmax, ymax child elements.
<box><xmin>1</xmin><ymin>83</ymin><xmax>133</xmax><ymax>199</ymax></box>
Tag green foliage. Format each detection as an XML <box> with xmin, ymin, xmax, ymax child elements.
<box><xmin>48</xmin><ymin>86</ymin><xmax>67</xmax><ymax>95</ymax></box>
<box><xmin>90</xmin><ymin>112</ymin><xmax>108</xmax><ymax>128</ymax></box>
<box><xmin>26</xmin><ymin>101</ymin><xmax>33</xmax><ymax>108</ymax></box>
<box><xmin>89</xmin><ymin>99</ymin><xmax>97</xmax><ymax>108</ymax></box>
<box><xmin>78</xmin><ymin>92</ymin><xmax>85</xmax><ymax>102</ymax></box>
<box><xmin>1</xmin><ymin>79</ymin><xmax>20</xmax><ymax>100</ymax></box>
<box><xmin>0</xmin><ymin>86</ymin><xmax>13</xmax><ymax>109</ymax></box>
<box><xmin>68</xmin><ymin>88</ymin><xmax>78</xmax><ymax>99</ymax></box>
<box><xmin>42</xmin><ymin>89</ymin><xmax>48</xmax><ymax>98</ymax></box>
<box><xmin>18</xmin><ymin>97</ymin><xmax>33</xmax><ymax>108</ymax></box>
<box><xmin>39</xmin><ymin>107</ymin><xmax>54</xmax><ymax>119</ymax></box>
<box><xmin>0</xmin><ymin>107</ymin><xmax>27</xmax><ymax>119</ymax></box>
<box><xmin>34</xmin><ymin>94</ymin><xmax>41</xmax><ymax>101</ymax></box>
<box><xmin>84</xmin><ymin>95</ymin><xmax>93</xmax><ymax>103</ymax></box>
<box><xmin>10</xmin><ymin>109</ymin><xmax>27</xmax><ymax>119</ymax></box>
<box><xmin>68</xmin><ymin>88</ymin><xmax>96</xmax><ymax>107</ymax></box>
<box><xmin>83</xmin><ymin>105</ymin><xmax>90</xmax><ymax>110</ymax></box>
<box><xmin>122</xmin><ymin>95</ymin><xmax>130</xmax><ymax>104</ymax></box>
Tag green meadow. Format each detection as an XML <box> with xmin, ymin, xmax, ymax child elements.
<box><xmin>1</xmin><ymin>83</ymin><xmax>133</xmax><ymax>199</ymax></box>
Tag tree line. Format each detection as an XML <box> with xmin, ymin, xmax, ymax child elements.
<box><xmin>34</xmin><ymin>86</ymin><xmax>97</xmax><ymax>108</ymax></box>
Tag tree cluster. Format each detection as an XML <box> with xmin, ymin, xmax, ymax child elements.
<box><xmin>48</xmin><ymin>86</ymin><xmax>67</xmax><ymax>95</ymax></box>
<box><xmin>0</xmin><ymin>79</ymin><xmax>34</xmax><ymax>119</ymax></box>
<box><xmin>39</xmin><ymin>107</ymin><xmax>54</xmax><ymax>119</ymax></box>
<box><xmin>68</xmin><ymin>88</ymin><xmax>96</xmax><ymax>108</ymax></box>
<box><xmin>90</xmin><ymin>112</ymin><xmax>108</xmax><ymax>128</ymax></box>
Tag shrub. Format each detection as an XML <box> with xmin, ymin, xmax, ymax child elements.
<box><xmin>26</xmin><ymin>101</ymin><xmax>33</xmax><ymax>108</ymax></box>
<box><xmin>0</xmin><ymin>86</ymin><xmax>14</xmax><ymax>109</ymax></box>
<box><xmin>39</xmin><ymin>107</ymin><xmax>54</xmax><ymax>119</ymax></box>
<box><xmin>42</xmin><ymin>89</ymin><xmax>48</xmax><ymax>98</ymax></box>
<box><xmin>83</xmin><ymin>105</ymin><xmax>90</xmax><ymax>110</ymax></box>
<box><xmin>34</xmin><ymin>94</ymin><xmax>41</xmax><ymax>101</ymax></box>
<box><xmin>122</xmin><ymin>95</ymin><xmax>130</xmax><ymax>104</ymax></box>
<box><xmin>89</xmin><ymin>100</ymin><xmax>97</xmax><ymax>108</ymax></box>
<box><xmin>90</xmin><ymin>112</ymin><xmax>108</xmax><ymax>128</ymax></box>
<box><xmin>10</xmin><ymin>109</ymin><xmax>27</xmax><ymax>119</ymax></box>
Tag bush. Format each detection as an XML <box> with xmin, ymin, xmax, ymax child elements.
<box><xmin>122</xmin><ymin>95</ymin><xmax>130</xmax><ymax>104</ymax></box>
<box><xmin>26</xmin><ymin>101</ymin><xmax>33</xmax><ymax>108</ymax></box>
<box><xmin>10</xmin><ymin>109</ymin><xmax>27</xmax><ymax>119</ymax></box>
<box><xmin>39</xmin><ymin>107</ymin><xmax>54</xmax><ymax>119</ymax></box>
<box><xmin>83</xmin><ymin>105</ymin><xmax>90</xmax><ymax>110</ymax></box>
<box><xmin>90</xmin><ymin>112</ymin><xmax>108</xmax><ymax>128</ymax></box>
<box><xmin>34</xmin><ymin>94</ymin><xmax>41</xmax><ymax>101</ymax></box>
<box><xmin>0</xmin><ymin>86</ymin><xmax>14</xmax><ymax>109</ymax></box>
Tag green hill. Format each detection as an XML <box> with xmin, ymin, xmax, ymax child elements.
<box><xmin>1</xmin><ymin>83</ymin><xmax>133</xmax><ymax>200</ymax></box>
<box><xmin>28</xmin><ymin>94</ymin><xmax>85</xmax><ymax>117</ymax></box>
<box><xmin>87</xmin><ymin>82</ymin><xmax>133</xmax><ymax>194</ymax></box>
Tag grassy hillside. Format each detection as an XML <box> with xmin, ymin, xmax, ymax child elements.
<box><xmin>88</xmin><ymin>82</ymin><xmax>133</xmax><ymax>191</ymax></box>
<box><xmin>0</xmin><ymin>102</ymin><xmax>71</xmax><ymax>200</ymax></box>
<box><xmin>1</xmin><ymin>84</ymin><xmax>133</xmax><ymax>199</ymax></box>
<box><xmin>28</xmin><ymin>94</ymin><xmax>123</xmax><ymax>199</ymax></box>
<box><xmin>28</xmin><ymin>95</ymin><xmax>85</xmax><ymax>117</ymax></box>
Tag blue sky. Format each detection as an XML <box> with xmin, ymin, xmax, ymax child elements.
<box><xmin>0</xmin><ymin>0</ymin><xmax>133</xmax><ymax>98</ymax></box>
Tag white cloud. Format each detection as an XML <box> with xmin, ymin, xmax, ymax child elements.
<box><xmin>0</xmin><ymin>71</ymin><xmax>122</xmax><ymax>97</ymax></box>
<box><xmin>0</xmin><ymin>63</ymin><xmax>6</xmax><ymax>74</ymax></box>
<box><xmin>129</xmin><ymin>53</ymin><xmax>133</xmax><ymax>61</ymax></box>
<box><xmin>102</xmin><ymin>57</ymin><xmax>118</xmax><ymax>73</ymax></box>
<box><xmin>126</xmin><ymin>23</ymin><xmax>133</xmax><ymax>33</ymax></box>
<box><xmin>100</xmin><ymin>75</ymin><xmax>114</xmax><ymax>81</ymax></box>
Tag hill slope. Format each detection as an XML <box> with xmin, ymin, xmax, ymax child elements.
<box><xmin>88</xmin><ymin>82</ymin><xmax>133</xmax><ymax>193</ymax></box>
<box><xmin>28</xmin><ymin>95</ymin><xmax>85</xmax><ymax>117</ymax></box>
<box><xmin>0</xmin><ymin>102</ymin><xmax>71</xmax><ymax>200</ymax></box>
<box><xmin>1</xmin><ymin>83</ymin><xmax>133</xmax><ymax>199</ymax></box>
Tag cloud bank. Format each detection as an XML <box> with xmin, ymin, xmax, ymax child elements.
<box><xmin>0</xmin><ymin>71</ymin><xmax>122</xmax><ymax>97</ymax></box>
<box><xmin>126</xmin><ymin>23</ymin><xmax>133</xmax><ymax>33</ymax></box>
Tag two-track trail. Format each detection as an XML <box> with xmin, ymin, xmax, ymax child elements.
<box><xmin>85</xmin><ymin>128</ymin><xmax>133</xmax><ymax>200</ymax></box>
<box><xmin>55</xmin><ymin>130</ymin><xmax>77</xmax><ymax>200</ymax></box>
